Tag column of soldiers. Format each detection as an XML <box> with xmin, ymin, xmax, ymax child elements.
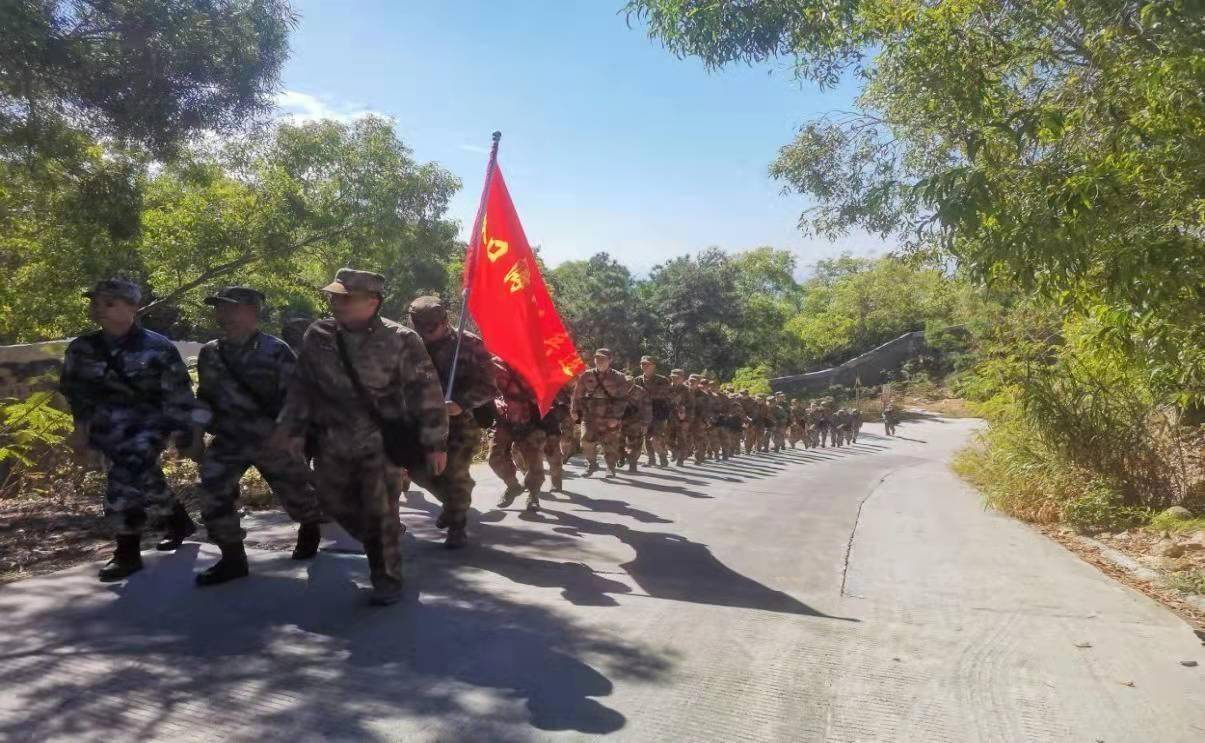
<box><xmin>60</xmin><ymin>270</ymin><xmax>886</xmax><ymax>607</ymax></box>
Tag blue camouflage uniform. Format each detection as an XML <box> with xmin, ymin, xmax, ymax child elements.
<box><xmin>60</xmin><ymin>326</ymin><xmax>209</xmax><ymax>535</ymax></box>
<box><xmin>195</xmin><ymin>330</ymin><xmax>322</xmax><ymax>544</ymax></box>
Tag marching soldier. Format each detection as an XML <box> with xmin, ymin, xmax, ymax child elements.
<box><xmin>667</xmin><ymin>369</ymin><xmax>692</xmax><ymax>465</ymax></box>
<box><xmin>407</xmin><ymin>296</ymin><xmax>497</xmax><ymax>549</ymax></box>
<box><xmin>542</xmin><ymin>383</ymin><xmax>571</xmax><ymax>492</ymax></box>
<box><xmin>737</xmin><ymin>390</ymin><xmax>758</xmax><ymax>454</ymax></box>
<box><xmin>687</xmin><ymin>374</ymin><xmax>710</xmax><ymax>464</ymax></box>
<box><xmin>618</xmin><ymin>377</ymin><xmax>652</xmax><ymax>473</ymax></box>
<box><xmin>275</xmin><ymin>269</ymin><xmax>449</xmax><ymax>606</ymax></box>
<box><xmin>635</xmin><ymin>356</ymin><xmax>673</xmax><ymax>467</ymax></box>
<box><xmin>704</xmin><ymin>379</ymin><xmax>724</xmax><ymax>459</ymax></box>
<box><xmin>61</xmin><ymin>279</ymin><xmax>210</xmax><ymax>582</ymax></box>
<box><xmin>193</xmin><ymin>287</ymin><xmax>324</xmax><ymax>586</ymax></box>
<box><xmin>883</xmin><ymin>402</ymin><xmax>899</xmax><ymax>436</ymax></box>
<box><xmin>571</xmin><ymin>348</ymin><xmax>629</xmax><ymax>477</ymax></box>
<box><xmin>850</xmin><ymin>407</ymin><xmax>864</xmax><ymax>443</ymax></box>
<box><xmin>832</xmin><ymin>407</ymin><xmax>850</xmax><ymax>447</ymax></box>
<box><xmin>490</xmin><ymin>356</ymin><xmax>546</xmax><ymax>512</ymax></box>
<box><xmin>558</xmin><ymin>377</ymin><xmax>580</xmax><ymax>464</ymax></box>
<box><xmin>771</xmin><ymin>392</ymin><xmax>790</xmax><ymax>452</ymax></box>
<box><xmin>788</xmin><ymin>399</ymin><xmax>806</xmax><ymax>448</ymax></box>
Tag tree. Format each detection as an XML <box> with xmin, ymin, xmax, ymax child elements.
<box><xmin>628</xmin><ymin>0</ymin><xmax>1204</xmax><ymax>403</ymax></box>
<box><xmin>1</xmin><ymin>0</ymin><xmax>296</xmax><ymax>159</ymax></box>
<box><xmin>1</xmin><ymin>116</ymin><xmax>461</xmax><ymax>342</ymax></box>
<box><xmin>645</xmin><ymin>247</ymin><xmax>744</xmax><ymax>377</ymax></box>
<box><xmin>546</xmin><ymin>253</ymin><xmax>652</xmax><ymax>367</ymax></box>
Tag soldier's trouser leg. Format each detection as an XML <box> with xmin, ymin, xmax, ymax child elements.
<box><xmin>709</xmin><ymin>428</ymin><xmax>722</xmax><ymax>457</ymax></box>
<box><xmin>198</xmin><ymin>435</ymin><xmax>254</xmax><ymax>544</ymax></box>
<box><xmin>582</xmin><ymin>419</ymin><xmax>621</xmax><ymax>469</ymax></box>
<box><xmin>744</xmin><ymin>427</ymin><xmax>756</xmax><ymax>454</ymax></box>
<box><xmin>256</xmin><ymin>444</ymin><xmax>323</xmax><ymax>527</ymax></box>
<box><xmin>601</xmin><ymin>424</ymin><xmax>623</xmax><ymax>469</ymax></box>
<box><xmin>645</xmin><ymin>420</ymin><xmax>668</xmax><ymax>463</ymax></box>
<box><xmin>98</xmin><ymin>428</ymin><xmax>172</xmax><ymax>536</ymax></box>
<box><xmin>517</xmin><ymin>429</ymin><xmax>546</xmax><ymax>493</ymax></box>
<box><xmin>489</xmin><ymin>426</ymin><xmax>521</xmax><ymax>486</ymax></box>
<box><xmin>543</xmin><ymin>433</ymin><xmax>563</xmax><ymax>485</ymax></box>
<box><xmin>624</xmin><ymin>426</ymin><xmax>643</xmax><ymax>463</ymax></box>
<box><xmin>692</xmin><ymin>425</ymin><xmax>707</xmax><ymax>463</ymax></box>
<box><xmin>425</xmin><ymin>419</ymin><xmax>480</xmax><ymax>531</ymax></box>
<box><xmin>315</xmin><ymin>449</ymin><xmax>403</xmax><ymax>593</ymax></box>
<box><xmin>773</xmin><ymin>426</ymin><xmax>786</xmax><ymax>450</ymax></box>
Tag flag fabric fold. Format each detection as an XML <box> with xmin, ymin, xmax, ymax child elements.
<box><xmin>464</xmin><ymin>165</ymin><xmax>586</xmax><ymax>414</ymax></box>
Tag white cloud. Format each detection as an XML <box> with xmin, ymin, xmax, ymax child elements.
<box><xmin>273</xmin><ymin>90</ymin><xmax>388</xmax><ymax>124</ymax></box>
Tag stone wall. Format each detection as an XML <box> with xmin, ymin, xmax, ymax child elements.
<box><xmin>769</xmin><ymin>330</ymin><xmax>928</xmax><ymax>397</ymax></box>
<box><xmin>0</xmin><ymin>339</ymin><xmax>205</xmax><ymax>401</ymax></box>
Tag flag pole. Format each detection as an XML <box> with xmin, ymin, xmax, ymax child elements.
<box><xmin>444</xmin><ymin>131</ymin><xmax>502</xmax><ymax>403</ymax></box>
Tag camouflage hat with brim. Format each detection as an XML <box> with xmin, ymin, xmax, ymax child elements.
<box><xmin>687</xmin><ymin>373</ymin><xmax>700</xmax><ymax>381</ymax></box>
<box><xmin>322</xmin><ymin>268</ymin><xmax>385</xmax><ymax>296</ymax></box>
<box><xmin>204</xmin><ymin>286</ymin><xmax>265</xmax><ymax>307</ymax></box>
<box><xmin>639</xmin><ymin>355</ymin><xmax>656</xmax><ymax>365</ymax></box>
<box><xmin>670</xmin><ymin>368</ymin><xmax>685</xmax><ymax>377</ymax></box>
<box><xmin>594</xmin><ymin>348</ymin><xmax>613</xmax><ymax>359</ymax></box>
<box><xmin>83</xmin><ymin>278</ymin><xmax>141</xmax><ymax>305</ymax></box>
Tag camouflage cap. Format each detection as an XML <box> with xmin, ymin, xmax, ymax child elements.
<box><xmin>594</xmin><ymin>348</ymin><xmax>613</xmax><ymax>359</ymax></box>
<box><xmin>204</xmin><ymin>286</ymin><xmax>265</xmax><ymax>307</ymax></box>
<box><xmin>669</xmin><ymin>368</ymin><xmax>686</xmax><ymax>377</ymax></box>
<box><xmin>83</xmin><ymin>278</ymin><xmax>141</xmax><ymax>305</ymax></box>
<box><xmin>408</xmin><ymin>295</ymin><xmax>446</xmax><ymax>318</ymax></box>
<box><xmin>322</xmin><ymin>268</ymin><xmax>385</xmax><ymax>296</ymax></box>
<box><xmin>639</xmin><ymin>355</ymin><xmax>656</xmax><ymax>365</ymax></box>
<box><xmin>687</xmin><ymin>373</ymin><xmax>700</xmax><ymax>381</ymax></box>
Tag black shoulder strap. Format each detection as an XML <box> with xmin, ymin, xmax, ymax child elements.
<box><xmin>592</xmin><ymin>369</ymin><xmax>614</xmax><ymax>400</ymax></box>
<box><xmin>216</xmin><ymin>338</ymin><xmax>278</xmax><ymax>416</ymax></box>
<box><xmin>88</xmin><ymin>333</ymin><xmax>143</xmax><ymax>397</ymax></box>
<box><xmin>335</xmin><ymin>329</ymin><xmax>386</xmax><ymax>429</ymax></box>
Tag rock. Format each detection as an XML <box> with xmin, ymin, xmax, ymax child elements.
<box><xmin>1162</xmin><ymin>506</ymin><xmax>1193</xmax><ymax>520</ymax></box>
<box><xmin>1151</xmin><ymin>557</ymin><xmax>1187</xmax><ymax>571</ymax></box>
<box><xmin>1183</xmin><ymin>542</ymin><xmax>1203</xmax><ymax>552</ymax></box>
<box><xmin>1181</xmin><ymin>660</ymin><xmax>1198</xmax><ymax>667</ymax></box>
<box><xmin>1160</xmin><ymin>542</ymin><xmax>1187</xmax><ymax>558</ymax></box>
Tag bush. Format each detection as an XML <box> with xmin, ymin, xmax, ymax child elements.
<box><xmin>0</xmin><ymin>392</ymin><xmax>74</xmax><ymax>498</ymax></box>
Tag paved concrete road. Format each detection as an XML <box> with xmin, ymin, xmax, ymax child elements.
<box><xmin>1</xmin><ymin>418</ymin><xmax>1202</xmax><ymax>742</ymax></box>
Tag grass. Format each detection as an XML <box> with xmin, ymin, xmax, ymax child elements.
<box><xmin>1146</xmin><ymin>511</ymin><xmax>1205</xmax><ymax>535</ymax></box>
<box><xmin>1165</xmin><ymin>569</ymin><xmax>1205</xmax><ymax>596</ymax></box>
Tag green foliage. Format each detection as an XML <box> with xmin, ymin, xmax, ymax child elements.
<box><xmin>547</xmin><ymin>253</ymin><xmax>653</xmax><ymax>367</ymax></box>
<box><xmin>731</xmin><ymin>364</ymin><xmax>773</xmax><ymax>395</ymax></box>
<box><xmin>0</xmin><ymin>392</ymin><xmax>71</xmax><ymax>468</ymax></box>
<box><xmin>1</xmin><ymin>0</ymin><xmax>296</xmax><ymax>158</ymax></box>
<box><xmin>1165</xmin><ymin>569</ymin><xmax>1205</xmax><ymax>596</ymax></box>
<box><xmin>1147</xmin><ymin>512</ymin><xmax>1205</xmax><ymax>535</ymax></box>
<box><xmin>631</xmin><ymin>0</ymin><xmax>1204</xmax><ymax>407</ymax></box>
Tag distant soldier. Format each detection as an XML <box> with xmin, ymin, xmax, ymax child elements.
<box><xmin>60</xmin><ymin>279</ymin><xmax>210</xmax><ymax>582</ymax></box>
<box><xmin>849</xmin><ymin>407</ymin><xmax>863</xmax><ymax>443</ymax></box>
<box><xmin>558</xmin><ymin>377</ymin><xmax>580</xmax><ymax>464</ymax></box>
<box><xmin>571</xmin><ymin>348</ymin><xmax>629</xmax><ymax>477</ymax></box>
<box><xmin>275</xmin><ymin>269</ymin><xmax>449</xmax><ymax>606</ymax></box>
<box><xmin>490</xmin><ymin>357</ymin><xmax>546</xmax><ymax>512</ymax></box>
<box><xmin>542</xmin><ymin>383</ymin><xmax>571</xmax><ymax>492</ymax></box>
<box><xmin>816</xmin><ymin>401</ymin><xmax>833</xmax><ymax>447</ymax></box>
<box><xmin>883</xmin><ymin>402</ymin><xmax>899</xmax><ymax>436</ymax></box>
<box><xmin>723</xmin><ymin>390</ymin><xmax>744</xmax><ymax>458</ymax></box>
<box><xmin>667</xmin><ymin>368</ymin><xmax>692</xmax><ymax>465</ymax></box>
<box><xmin>634</xmin><ymin>356</ymin><xmax>673</xmax><ymax>467</ymax></box>
<box><xmin>703</xmin><ymin>380</ymin><xmax>724</xmax><ymax>459</ymax></box>
<box><xmin>408</xmin><ymin>296</ymin><xmax>497</xmax><ymax>549</ymax></box>
<box><xmin>618</xmin><ymin>377</ymin><xmax>652</xmax><ymax>473</ymax></box>
<box><xmin>832</xmin><ymin>407</ymin><xmax>850</xmax><ymax>447</ymax></box>
<box><xmin>788</xmin><ymin>399</ymin><xmax>805</xmax><ymax>448</ymax></box>
<box><xmin>280</xmin><ymin>315</ymin><xmax>313</xmax><ymax>353</ymax></box>
<box><xmin>771</xmin><ymin>392</ymin><xmax>790</xmax><ymax>452</ymax></box>
<box><xmin>687</xmin><ymin>374</ymin><xmax>710</xmax><ymax>464</ymax></box>
<box><xmin>193</xmin><ymin>287</ymin><xmax>324</xmax><ymax>586</ymax></box>
<box><xmin>736</xmin><ymin>390</ymin><xmax>757</xmax><ymax>454</ymax></box>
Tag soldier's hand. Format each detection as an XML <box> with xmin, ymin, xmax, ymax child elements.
<box><xmin>445</xmin><ymin>401</ymin><xmax>463</xmax><ymax>417</ymax></box>
<box><xmin>426</xmin><ymin>450</ymin><xmax>447</xmax><ymax>477</ymax></box>
<box><xmin>66</xmin><ymin>423</ymin><xmax>90</xmax><ymax>455</ymax></box>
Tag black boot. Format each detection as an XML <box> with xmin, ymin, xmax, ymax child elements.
<box><xmin>156</xmin><ymin>502</ymin><xmax>197</xmax><ymax>551</ymax></box>
<box><xmin>291</xmin><ymin>522</ymin><xmax>321</xmax><ymax>560</ymax></box>
<box><xmin>98</xmin><ymin>534</ymin><xmax>143</xmax><ymax>582</ymax></box>
<box><xmin>196</xmin><ymin>542</ymin><xmax>249</xmax><ymax>586</ymax></box>
<box><xmin>628</xmin><ymin>459</ymin><xmax>638</xmax><ymax>473</ymax></box>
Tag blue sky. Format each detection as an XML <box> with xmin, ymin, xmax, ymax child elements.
<box><xmin>277</xmin><ymin>1</ymin><xmax>887</xmax><ymax>275</ymax></box>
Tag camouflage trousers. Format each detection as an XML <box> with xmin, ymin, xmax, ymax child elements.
<box><xmin>559</xmin><ymin>416</ymin><xmax>580</xmax><ymax>460</ymax></box>
<box><xmin>619</xmin><ymin>419</ymin><xmax>645</xmax><ymax>463</ymax></box>
<box><xmin>581</xmin><ymin>417</ymin><xmax>622</xmax><ymax>469</ymax></box>
<box><xmin>707</xmin><ymin>425</ymin><xmax>723</xmax><ymax>458</ymax></box>
<box><xmin>744</xmin><ymin>425</ymin><xmax>762</xmax><ymax>454</ymax></box>
<box><xmin>834</xmin><ymin>425</ymin><xmax>851</xmax><ymax>447</ymax></box>
<box><xmin>198</xmin><ymin>433</ymin><xmax>323</xmax><ymax>544</ymax></box>
<box><xmin>314</xmin><ymin>447</ymin><xmax>405</xmax><ymax>594</ymax></box>
<box><xmin>91</xmin><ymin>423</ymin><xmax>175</xmax><ymax>536</ymax></box>
<box><xmin>643</xmin><ymin>418</ymin><xmax>669</xmax><ymax>464</ymax></box>
<box><xmin>690</xmin><ymin>423</ymin><xmax>708</xmax><ymax>463</ymax></box>
<box><xmin>667</xmin><ymin>419</ymin><xmax>690</xmax><ymax>464</ymax></box>
<box><xmin>410</xmin><ymin>417</ymin><xmax>481</xmax><ymax>531</ymax></box>
<box><xmin>772</xmin><ymin>425</ymin><xmax>787</xmax><ymax>451</ymax></box>
<box><xmin>817</xmin><ymin>423</ymin><xmax>831</xmax><ymax>447</ymax></box>
<box><xmin>788</xmin><ymin>423</ymin><xmax>805</xmax><ymax>448</ymax></box>
<box><xmin>723</xmin><ymin>426</ymin><xmax>742</xmax><ymax>457</ymax></box>
<box><xmin>490</xmin><ymin>424</ymin><xmax>545</xmax><ymax>493</ymax></box>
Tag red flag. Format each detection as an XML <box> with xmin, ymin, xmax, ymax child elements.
<box><xmin>464</xmin><ymin>165</ymin><xmax>586</xmax><ymax>414</ymax></box>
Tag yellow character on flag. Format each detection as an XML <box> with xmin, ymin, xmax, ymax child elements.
<box><xmin>503</xmin><ymin>259</ymin><xmax>531</xmax><ymax>294</ymax></box>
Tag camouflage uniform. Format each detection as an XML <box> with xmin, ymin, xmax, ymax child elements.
<box><xmin>570</xmin><ymin>351</ymin><xmax>629</xmax><ymax>475</ymax></box>
<box><xmin>882</xmin><ymin>404</ymin><xmax>898</xmax><ymax>436</ymax></box>
<box><xmin>541</xmin><ymin>385</ymin><xmax>570</xmax><ymax>490</ymax></box>
<box><xmin>737</xmin><ymin>393</ymin><xmax>758</xmax><ymax>454</ymax></box>
<box><xmin>687</xmin><ymin>377</ymin><xmax>710</xmax><ymax>464</ymax></box>
<box><xmin>788</xmin><ymin>401</ymin><xmax>806</xmax><ymax>448</ymax></box>
<box><xmin>850</xmin><ymin>408</ymin><xmax>863</xmax><ymax>443</ymax></box>
<box><xmin>278</xmin><ymin>270</ymin><xmax>448</xmax><ymax>600</ymax></box>
<box><xmin>816</xmin><ymin>403</ymin><xmax>832</xmax><ymax>447</ymax></box>
<box><xmin>60</xmin><ymin>317</ymin><xmax>208</xmax><ymax>537</ymax></box>
<box><xmin>723</xmin><ymin>394</ymin><xmax>744</xmax><ymax>458</ymax></box>
<box><xmin>490</xmin><ymin>358</ymin><xmax>546</xmax><ymax>505</ymax></box>
<box><xmin>667</xmin><ymin>371</ymin><xmax>692</xmax><ymax>465</ymax></box>
<box><xmin>408</xmin><ymin>297</ymin><xmax>497</xmax><ymax>537</ymax></box>
<box><xmin>618</xmin><ymin>379</ymin><xmax>653</xmax><ymax>471</ymax></box>
<box><xmin>704</xmin><ymin>383</ymin><xmax>724</xmax><ymax>459</ymax></box>
<box><xmin>832</xmin><ymin>408</ymin><xmax>849</xmax><ymax>447</ymax></box>
<box><xmin>195</xmin><ymin>323</ymin><xmax>322</xmax><ymax>545</ymax></box>
<box><xmin>634</xmin><ymin>361</ymin><xmax>672</xmax><ymax>466</ymax></box>
<box><xmin>771</xmin><ymin>395</ymin><xmax>790</xmax><ymax>452</ymax></box>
